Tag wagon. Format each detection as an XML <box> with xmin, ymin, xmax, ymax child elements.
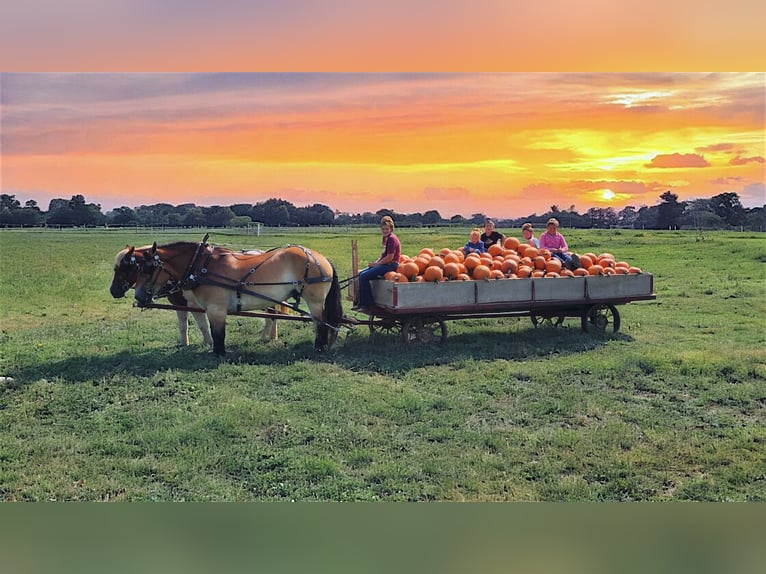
<box><xmin>348</xmin><ymin>241</ymin><xmax>656</xmax><ymax>346</ymax></box>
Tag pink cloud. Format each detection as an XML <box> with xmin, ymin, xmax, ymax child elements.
<box><xmin>729</xmin><ymin>155</ymin><xmax>765</xmax><ymax>165</ymax></box>
<box><xmin>645</xmin><ymin>153</ymin><xmax>710</xmax><ymax>168</ymax></box>
<box><xmin>695</xmin><ymin>143</ymin><xmax>737</xmax><ymax>153</ymax></box>
<box><xmin>710</xmin><ymin>176</ymin><xmax>744</xmax><ymax>185</ymax></box>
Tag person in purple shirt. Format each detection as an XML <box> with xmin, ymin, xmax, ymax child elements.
<box><xmin>354</xmin><ymin>215</ymin><xmax>401</xmax><ymax>311</ymax></box>
<box><xmin>539</xmin><ymin>218</ymin><xmax>580</xmax><ymax>270</ymax></box>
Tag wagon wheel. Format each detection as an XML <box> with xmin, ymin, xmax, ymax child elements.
<box><xmin>368</xmin><ymin>316</ymin><xmax>402</xmax><ymax>337</ymax></box>
<box><xmin>401</xmin><ymin>315</ymin><xmax>447</xmax><ymax>347</ymax></box>
<box><xmin>581</xmin><ymin>303</ymin><xmax>621</xmax><ymax>334</ymax></box>
<box><xmin>530</xmin><ymin>314</ymin><xmax>565</xmax><ymax>328</ymax></box>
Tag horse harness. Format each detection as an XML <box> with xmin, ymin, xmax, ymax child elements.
<box><xmin>141</xmin><ymin>238</ymin><xmax>333</xmax><ymax>316</ymax></box>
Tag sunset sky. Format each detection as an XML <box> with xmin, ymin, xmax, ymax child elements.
<box><xmin>2</xmin><ymin>72</ymin><xmax>764</xmax><ymax>219</ymax></box>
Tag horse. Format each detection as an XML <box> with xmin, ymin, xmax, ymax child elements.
<box><xmin>110</xmin><ymin>245</ymin><xmax>280</xmax><ymax>347</ymax></box>
<box><xmin>130</xmin><ymin>241</ymin><xmax>343</xmax><ymax>356</ymax></box>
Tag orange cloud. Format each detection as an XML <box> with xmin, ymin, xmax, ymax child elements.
<box><xmin>729</xmin><ymin>155</ymin><xmax>765</xmax><ymax>165</ymax></box>
<box><xmin>645</xmin><ymin>153</ymin><xmax>711</xmax><ymax>168</ymax></box>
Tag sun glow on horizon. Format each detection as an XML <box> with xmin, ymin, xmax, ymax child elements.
<box><xmin>602</xmin><ymin>189</ymin><xmax>616</xmax><ymax>200</ymax></box>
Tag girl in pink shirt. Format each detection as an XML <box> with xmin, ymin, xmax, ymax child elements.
<box><xmin>539</xmin><ymin>218</ymin><xmax>580</xmax><ymax>270</ymax></box>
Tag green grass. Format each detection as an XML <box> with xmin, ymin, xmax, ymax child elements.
<box><xmin>1</xmin><ymin>227</ymin><xmax>764</xmax><ymax>500</ymax></box>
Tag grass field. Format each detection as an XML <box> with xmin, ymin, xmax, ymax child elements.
<box><xmin>0</xmin><ymin>227</ymin><xmax>764</xmax><ymax>501</ymax></box>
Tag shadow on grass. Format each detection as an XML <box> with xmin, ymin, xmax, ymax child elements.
<box><xmin>8</xmin><ymin>321</ymin><xmax>634</xmax><ymax>385</ymax></box>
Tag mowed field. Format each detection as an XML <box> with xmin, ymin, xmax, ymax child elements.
<box><xmin>0</xmin><ymin>227</ymin><xmax>764</xmax><ymax>501</ymax></box>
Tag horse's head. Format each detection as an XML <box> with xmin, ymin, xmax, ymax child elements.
<box><xmin>110</xmin><ymin>245</ymin><xmax>139</xmax><ymax>298</ymax></box>
<box><xmin>133</xmin><ymin>242</ymin><xmax>167</xmax><ymax>306</ymax></box>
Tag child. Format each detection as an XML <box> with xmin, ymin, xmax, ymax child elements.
<box><xmin>463</xmin><ymin>228</ymin><xmax>486</xmax><ymax>255</ymax></box>
<box><xmin>539</xmin><ymin>218</ymin><xmax>580</xmax><ymax>269</ymax></box>
<box><xmin>521</xmin><ymin>222</ymin><xmax>540</xmax><ymax>248</ymax></box>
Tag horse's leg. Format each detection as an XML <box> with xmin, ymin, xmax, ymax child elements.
<box><xmin>206</xmin><ymin>306</ymin><xmax>228</xmax><ymax>356</ymax></box>
<box><xmin>193</xmin><ymin>311</ymin><xmax>214</xmax><ymax>346</ymax></box>
<box><xmin>261</xmin><ymin>317</ymin><xmax>278</xmax><ymax>342</ymax></box>
<box><xmin>175</xmin><ymin>310</ymin><xmax>190</xmax><ymax>346</ymax></box>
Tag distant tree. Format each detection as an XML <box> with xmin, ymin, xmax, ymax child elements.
<box><xmin>470</xmin><ymin>213</ymin><xmax>487</xmax><ymax>225</ymax></box>
<box><xmin>657</xmin><ymin>191</ymin><xmax>685</xmax><ymax>229</ymax></box>
<box><xmin>203</xmin><ymin>205</ymin><xmax>235</xmax><ymax>227</ymax></box>
<box><xmin>182</xmin><ymin>207</ymin><xmax>206</xmax><ymax>227</ymax></box>
<box><xmin>617</xmin><ymin>205</ymin><xmax>638</xmax><ymax>228</ymax></box>
<box><xmin>106</xmin><ymin>206</ymin><xmax>137</xmax><ymax>226</ymax></box>
<box><xmin>550</xmin><ymin>204</ymin><xmax>560</xmax><ymax>213</ymax></box>
<box><xmin>422</xmin><ymin>209</ymin><xmax>443</xmax><ymax>225</ymax></box>
<box><xmin>709</xmin><ymin>192</ymin><xmax>745</xmax><ymax>227</ymax></box>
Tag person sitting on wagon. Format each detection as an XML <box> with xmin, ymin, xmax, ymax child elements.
<box><xmin>463</xmin><ymin>228</ymin><xmax>486</xmax><ymax>256</ymax></box>
<box><xmin>539</xmin><ymin>218</ymin><xmax>581</xmax><ymax>270</ymax></box>
<box><xmin>354</xmin><ymin>215</ymin><xmax>401</xmax><ymax>312</ymax></box>
<box><xmin>521</xmin><ymin>222</ymin><xmax>540</xmax><ymax>248</ymax></box>
<box><xmin>481</xmin><ymin>218</ymin><xmax>505</xmax><ymax>250</ymax></box>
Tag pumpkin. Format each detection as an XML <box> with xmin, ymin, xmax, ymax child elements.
<box><xmin>414</xmin><ymin>256</ymin><xmax>430</xmax><ymax>274</ymax></box>
<box><xmin>397</xmin><ymin>272</ymin><xmax>410</xmax><ymax>282</ymax></box>
<box><xmin>443</xmin><ymin>262</ymin><xmax>460</xmax><ymax>279</ymax></box>
<box><xmin>472</xmin><ymin>264</ymin><xmax>491</xmax><ymax>280</ymax></box>
<box><xmin>488</xmin><ymin>243</ymin><xmax>504</xmax><ymax>257</ymax></box>
<box><xmin>544</xmin><ymin>258</ymin><xmax>562</xmax><ymax>274</ymax></box>
<box><xmin>384</xmin><ymin>271</ymin><xmax>399</xmax><ymax>281</ymax></box>
<box><xmin>533</xmin><ymin>256</ymin><xmax>547</xmax><ymax>270</ymax></box>
<box><xmin>577</xmin><ymin>254</ymin><xmax>593</xmax><ymax>269</ymax></box>
<box><xmin>444</xmin><ymin>251</ymin><xmax>461</xmax><ymax>264</ymax></box>
<box><xmin>587</xmin><ymin>265</ymin><xmax>605</xmax><ymax>276</ymax></box>
<box><xmin>560</xmin><ymin>268</ymin><xmax>575</xmax><ymax>277</ymax></box>
<box><xmin>524</xmin><ymin>246</ymin><xmax>539</xmax><ymax>259</ymax></box>
<box><xmin>456</xmin><ymin>273</ymin><xmax>471</xmax><ymax>281</ymax></box>
<box><xmin>427</xmin><ymin>255</ymin><xmax>445</xmax><ymax>269</ymax></box>
<box><xmin>628</xmin><ymin>266</ymin><xmax>642</xmax><ymax>274</ymax></box>
<box><xmin>531</xmin><ymin>270</ymin><xmax>545</xmax><ymax>278</ymax></box>
<box><xmin>464</xmin><ymin>255</ymin><xmax>481</xmax><ymax>271</ymax></box>
<box><xmin>516</xmin><ymin>265</ymin><xmax>533</xmax><ymax>278</ymax></box>
<box><xmin>544</xmin><ymin>272</ymin><xmax>559</xmax><ymax>278</ymax></box>
<box><xmin>423</xmin><ymin>266</ymin><xmax>444</xmax><ymax>282</ymax></box>
<box><xmin>539</xmin><ymin>249</ymin><xmax>551</xmax><ymax>261</ymax></box>
<box><xmin>401</xmin><ymin>261</ymin><xmax>420</xmax><ymax>280</ymax></box>
<box><xmin>573</xmin><ymin>268</ymin><xmax>588</xmax><ymax>276</ymax></box>
<box><xmin>516</xmin><ymin>244</ymin><xmax>529</xmax><ymax>257</ymax></box>
<box><xmin>439</xmin><ymin>247</ymin><xmax>452</xmax><ymax>257</ymax></box>
<box><xmin>501</xmin><ymin>259</ymin><xmax>518</xmax><ymax>274</ymax></box>
<box><xmin>489</xmin><ymin>269</ymin><xmax>505</xmax><ymax>279</ymax></box>
<box><xmin>419</xmin><ymin>248</ymin><xmax>435</xmax><ymax>258</ymax></box>
<box><xmin>504</xmin><ymin>236</ymin><xmax>521</xmax><ymax>251</ymax></box>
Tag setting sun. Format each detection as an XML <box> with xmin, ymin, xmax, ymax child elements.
<box><xmin>602</xmin><ymin>189</ymin><xmax>616</xmax><ymax>201</ymax></box>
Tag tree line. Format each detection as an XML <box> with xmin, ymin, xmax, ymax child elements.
<box><xmin>1</xmin><ymin>191</ymin><xmax>763</xmax><ymax>231</ymax></box>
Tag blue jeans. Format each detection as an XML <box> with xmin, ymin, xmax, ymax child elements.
<box><xmin>357</xmin><ymin>263</ymin><xmax>398</xmax><ymax>307</ymax></box>
<box><xmin>551</xmin><ymin>252</ymin><xmax>574</xmax><ymax>268</ymax></box>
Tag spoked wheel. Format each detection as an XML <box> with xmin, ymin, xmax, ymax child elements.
<box><xmin>401</xmin><ymin>315</ymin><xmax>447</xmax><ymax>346</ymax></box>
<box><xmin>581</xmin><ymin>304</ymin><xmax>620</xmax><ymax>334</ymax></box>
<box><xmin>530</xmin><ymin>314</ymin><xmax>565</xmax><ymax>328</ymax></box>
<box><xmin>368</xmin><ymin>316</ymin><xmax>402</xmax><ymax>337</ymax></box>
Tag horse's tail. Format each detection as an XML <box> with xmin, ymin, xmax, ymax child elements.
<box><xmin>317</xmin><ymin>264</ymin><xmax>343</xmax><ymax>351</ymax></box>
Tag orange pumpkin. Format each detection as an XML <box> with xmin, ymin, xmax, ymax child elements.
<box><xmin>489</xmin><ymin>269</ymin><xmax>505</xmax><ymax>279</ymax></box>
<box><xmin>414</xmin><ymin>257</ymin><xmax>430</xmax><ymax>274</ymax></box>
<box><xmin>456</xmin><ymin>273</ymin><xmax>471</xmax><ymax>281</ymax></box>
<box><xmin>443</xmin><ymin>251</ymin><xmax>461</xmax><ymax>264</ymax></box>
<box><xmin>544</xmin><ymin>272</ymin><xmax>559</xmax><ymax>278</ymax></box>
<box><xmin>423</xmin><ymin>266</ymin><xmax>444</xmax><ymax>282</ymax></box>
<box><xmin>397</xmin><ymin>272</ymin><xmax>410</xmax><ymax>282</ymax></box>
<box><xmin>573</xmin><ymin>268</ymin><xmax>588</xmax><ymax>276</ymax></box>
<box><xmin>427</xmin><ymin>256</ymin><xmax>445</xmax><ymax>270</ymax></box>
<box><xmin>516</xmin><ymin>265</ymin><xmax>533</xmax><ymax>278</ymax></box>
<box><xmin>544</xmin><ymin>258</ymin><xmax>562</xmax><ymax>274</ymax></box>
<box><xmin>439</xmin><ymin>247</ymin><xmax>452</xmax><ymax>257</ymax></box>
<box><xmin>531</xmin><ymin>270</ymin><xmax>545</xmax><ymax>278</ymax></box>
<box><xmin>560</xmin><ymin>268</ymin><xmax>575</xmax><ymax>277</ymax></box>
<box><xmin>539</xmin><ymin>249</ymin><xmax>551</xmax><ymax>261</ymax></box>
<box><xmin>504</xmin><ymin>236</ymin><xmax>521</xmax><ymax>251</ymax></box>
<box><xmin>587</xmin><ymin>265</ymin><xmax>605</xmax><ymax>276</ymax></box>
<box><xmin>533</xmin><ymin>256</ymin><xmax>547</xmax><ymax>270</ymax></box>
<box><xmin>472</xmin><ymin>264</ymin><xmax>491</xmax><ymax>280</ymax></box>
<box><xmin>401</xmin><ymin>261</ymin><xmax>420</xmax><ymax>280</ymax></box>
<box><xmin>516</xmin><ymin>244</ymin><xmax>529</xmax><ymax>257</ymax></box>
<box><xmin>443</xmin><ymin>262</ymin><xmax>461</xmax><ymax>279</ymax></box>
<box><xmin>419</xmin><ymin>248</ymin><xmax>435</xmax><ymax>258</ymax></box>
<box><xmin>501</xmin><ymin>259</ymin><xmax>518</xmax><ymax>274</ymax></box>
<box><xmin>384</xmin><ymin>271</ymin><xmax>399</xmax><ymax>281</ymax></box>
<box><xmin>488</xmin><ymin>243</ymin><xmax>504</xmax><ymax>257</ymax></box>
<box><xmin>578</xmin><ymin>254</ymin><xmax>593</xmax><ymax>269</ymax></box>
<box><xmin>524</xmin><ymin>246</ymin><xmax>539</xmax><ymax>259</ymax></box>
<box><xmin>464</xmin><ymin>255</ymin><xmax>481</xmax><ymax>271</ymax></box>
<box><xmin>628</xmin><ymin>266</ymin><xmax>642</xmax><ymax>274</ymax></box>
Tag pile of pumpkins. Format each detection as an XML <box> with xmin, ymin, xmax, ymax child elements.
<box><xmin>385</xmin><ymin>237</ymin><xmax>643</xmax><ymax>283</ymax></box>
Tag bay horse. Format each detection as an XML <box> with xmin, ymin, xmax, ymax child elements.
<box><xmin>110</xmin><ymin>245</ymin><xmax>279</xmax><ymax>346</ymax></box>
<box><xmin>131</xmin><ymin>241</ymin><xmax>343</xmax><ymax>357</ymax></box>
